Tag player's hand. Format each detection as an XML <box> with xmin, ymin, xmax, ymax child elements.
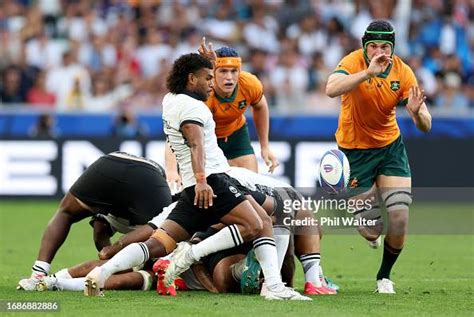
<box><xmin>166</xmin><ymin>170</ymin><xmax>182</xmax><ymax>194</ymax></box>
<box><xmin>261</xmin><ymin>147</ymin><xmax>279</xmax><ymax>173</ymax></box>
<box><xmin>406</xmin><ymin>86</ymin><xmax>426</xmax><ymax>116</ymax></box>
<box><xmin>99</xmin><ymin>245</ymin><xmax>119</xmax><ymax>260</ymax></box>
<box><xmin>198</xmin><ymin>36</ymin><xmax>217</xmax><ymax>62</ymax></box>
<box><xmin>194</xmin><ymin>182</ymin><xmax>216</xmax><ymax>209</ymax></box>
<box><xmin>366</xmin><ymin>54</ymin><xmax>392</xmax><ymax>77</ymax></box>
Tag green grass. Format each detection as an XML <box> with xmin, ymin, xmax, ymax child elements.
<box><xmin>1</xmin><ymin>200</ymin><xmax>473</xmax><ymax>316</ymax></box>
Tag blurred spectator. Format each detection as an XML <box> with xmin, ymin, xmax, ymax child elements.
<box><xmin>434</xmin><ymin>72</ymin><xmax>469</xmax><ymax>114</ymax></box>
<box><xmin>0</xmin><ymin>0</ymin><xmax>471</xmax><ymax>114</ymax></box>
<box><xmin>0</xmin><ymin>65</ymin><xmax>26</xmax><ymax>103</ymax></box>
<box><xmin>46</xmin><ymin>50</ymin><xmax>91</xmax><ymax>110</ymax></box>
<box><xmin>136</xmin><ymin>27</ymin><xmax>171</xmax><ymax>78</ymax></box>
<box><xmin>242</xmin><ymin>5</ymin><xmax>279</xmax><ymax>54</ymax></box>
<box><xmin>84</xmin><ymin>74</ymin><xmax>119</xmax><ymax>112</ymax></box>
<box><xmin>407</xmin><ymin>55</ymin><xmax>438</xmax><ymax>100</ymax></box>
<box><xmin>28</xmin><ymin>113</ymin><xmax>60</xmax><ymax>138</ymax></box>
<box><xmin>112</xmin><ymin>109</ymin><xmax>148</xmax><ymax>138</ymax></box>
<box><xmin>270</xmin><ymin>48</ymin><xmax>308</xmax><ymax>112</ymax></box>
<box><xmin>26</xmin><ymin>71</ymin><xmax>55</xmax><ymax>107</ymax></box>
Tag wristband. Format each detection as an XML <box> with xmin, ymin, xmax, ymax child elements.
<box><xmin>195</xmin><ymin>172</ymin><xmax>206</xmax><ymax>183</ymax></box>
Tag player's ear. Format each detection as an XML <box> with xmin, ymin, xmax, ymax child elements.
<box><xmin>188</xmin><ymin>73</ymin><xmax>196</xmax><ymax>85</ymax></box>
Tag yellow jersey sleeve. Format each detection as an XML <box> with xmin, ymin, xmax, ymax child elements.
<box><xmin>239</xmin><ymin>71</ymin><xmax>263</xmax><ymax>105</ymax></box>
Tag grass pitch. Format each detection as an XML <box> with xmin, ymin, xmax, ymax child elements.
<box><xmin>1</xmin><ymin>200</ymin><xmax>473</xmax><ymax>316</ymax></box>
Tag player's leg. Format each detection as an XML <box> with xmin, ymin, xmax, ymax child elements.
<box><xmin>227</xmin><ymin>154</ymin><xmax>258</xmax><ymax>173</ymax></box>
<box><xmin>212</xmin><ymin>255</ymin><xmax>245</xmax><ymax>293</ymax></box>
<box><xmin>350</xmin><ymin>185</ymin><xmax>384</xmax><ymax>246</ymax></box>
<box><xmin>374</xmin><ymin>175</ymin><xmax>411</xmax><ymax>294</ymax></box>
<box><xmin>84</xmin><ymin>219</ymin><xmax>188</xmax><ymax>296</ymax></box>
<box><xmin>218</xmin><ymin>125</ymin><xmax>258</xmax><ymax>172</ymax></box>
<box><xmin>17</xmin><ymin>192</ymin><xmax>94</xmax><ymax>291</ymax></box>
<box><xmin>292</xmin><ymin>208</ymin><xmax>336</xmax><ymax>295</ymax></box>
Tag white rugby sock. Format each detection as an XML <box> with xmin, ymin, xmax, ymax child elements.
<box><xmin>190</xmin><ymin>225</ymin><xmax>243</xmax><ymax>260</ymax></box>
<box><xmin>273</xmin><ymin>226</ymin><xmax>290</xmax><ymax>270</ymax></box>
<box><xmin>56</xmin><ymin>277</ymin><xmax>85</xmax><ymax>291</ymax></box>
<box><xmin>253</xmin><ymin>237</ymin><xmax>283</xmax><ymax>290</ymax></box>
<box><xmin>31</xmin><ymin>260</ymin><xmax>50</xmax><ymax>278</ymax></box>
<box><xmin>299</xmin><ymin>253</ymin><xmax>321</xmax><ymax>286</ymax></box>
<box><xmin>101</xmin><ymin>243</ymin><xmax>149</xmax><ymax>279</ymax></box>
<box><xmin>54</xmin><ymin>268</ymin><xmax>72</xmax><ymax>279</ymax></box>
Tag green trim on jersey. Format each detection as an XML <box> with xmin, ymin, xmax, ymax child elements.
<box><xmin>334</xmin><ymin>70</ymin><xmax>349</xmax><ymax>75</ymax></box>
<box><xmin>397</xmin><ymin>98</ymin><xmax>408</xmax><ymax>107</ymax></box>
<box><xmin>215</xmin><ymin>85</ymin><xmax>239</xmax><ymax>103</ymax></box>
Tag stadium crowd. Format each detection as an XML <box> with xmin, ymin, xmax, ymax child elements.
<box><xmin>0</xmin><ymin>0</ymin><xmax>472</xmax><ymax>114</ymax></box>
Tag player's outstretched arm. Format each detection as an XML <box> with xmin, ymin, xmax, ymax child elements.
<box><xmin>181</xmin><ymin>123</ymin><xmax>216</xmax><ymax>209</ymax></box>
<box><xmin>252</xmin><ymin>95</ymin><xmax>279</xmax><ymax>173</ymax></box>
<box><xmin>326</xmin><ymin>54</ymin><xmax>392</xmax><ymax>98</ymax></box>
<box><xmin>406</xmin><ymin>86</ymin><xmax>432</xmax><ymax>133</ymax></box>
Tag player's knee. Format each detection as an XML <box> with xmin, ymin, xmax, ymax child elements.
<box><xmin>240</xmin><ymin>215</ymin><xmax>263</xmax><ymax>241</ymax></box>
<box><xmin>149</xmin><ymin>229</ymin><xmax>177</xmax><ymax>256</ymax></box>
<box><xmin>383</xmin><ymin>189</ymin><xmax>412</xmax><ymax>213</ymax></box>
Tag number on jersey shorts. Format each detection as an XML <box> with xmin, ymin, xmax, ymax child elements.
<box><xmin>166</xmin><ymin>173</ymin><xmax>247</xmax><ymax>235</ymax></box>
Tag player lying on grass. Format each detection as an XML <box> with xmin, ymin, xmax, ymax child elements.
<box><xmin>31</xmin><ymin>243</ymin><xmax>258</xmax><ymax>295</ymax></box>
<box><xmin>33</xmin><ymin>259</ymin><xmax>155</xmax><ymax>292</ymax></box>
<box><xmin>17</xmin><ymin>151</ymin><xmax>172</xmax><ymax>291</ymax></box>
<box><xmin>81</xmin><ymin>166</ymin><xmax>336</xmax><ymax>296</ymax></box>
<box><xmin>84</xmin><ymin>53</ymin><xmax>309</xmax><ymax>301</ymax></box>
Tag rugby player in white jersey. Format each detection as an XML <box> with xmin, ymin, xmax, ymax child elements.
<box><xmin>83</xmin><ymin>53</ymin><xmax>309</xmax><ymax>301</ymax></box>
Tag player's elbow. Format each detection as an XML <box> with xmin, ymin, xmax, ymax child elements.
<box><xmin>325</xmin><ymin>83</ymin><xmax>338</xmax><ymax>98</ymax></box>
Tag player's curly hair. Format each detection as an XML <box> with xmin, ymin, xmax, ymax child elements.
<box><xmin>166</xmin><ymin>53</ymin><xmax>213</xmax><ymax>94</ymax></box>
<box><xmin>215</xmin><ymin>47</ymin><xmax>239</xmax><ymax>58</ymax></box>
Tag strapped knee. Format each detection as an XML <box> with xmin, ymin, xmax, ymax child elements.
<box><xmin>354</xmin><ymin>205</ymin><xmax>383</xmax><ymax>226</ymax></box>
<box><xmin>383</xmin><ymin>189</ymin><xmax>412</xmax><ymax>212</ymax></box>
<box><xmin>150</xmin><ymin>229</ymin><xmax>177</xmax><ymax>254</ymax></box>
<box><xmin>136</xmin><ymin>270</ymin><xmax>153</xmax><ymax>291</ymax></box>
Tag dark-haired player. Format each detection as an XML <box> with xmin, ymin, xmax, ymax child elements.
<box><xmin>166</xmin><ymin>39</ymin><xmax>278</xmax><ymax>191</ymax></box>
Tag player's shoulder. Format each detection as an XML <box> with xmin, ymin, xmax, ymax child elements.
<box><xmin>239</xmin><ymin>71</ymin><xmax>263</xmax><ymax>90</ymax></box>
<box><xmin>336</xmin><ymin>49</ymin><xmax>364</xmax><ymax>73</ymax></box>
<box><xmin>392</xmin><ymin>55</ymin><xmax>414</xmax><ymax>75</ymax></box>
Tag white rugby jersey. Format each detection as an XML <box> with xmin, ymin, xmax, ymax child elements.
<box><xmin>226</xmin><ymin>167</ymin><xmax>291</xmax><ymax>191</ymax></box>
<box><xmin>162</xmin><ymin>92</ymin><xmax>230</xmax><ymax>188</ymax></box>
<box><xmin>148</xmin><ymin>201</ymin><xmax>177</xmax><ymax>228</ymax></box>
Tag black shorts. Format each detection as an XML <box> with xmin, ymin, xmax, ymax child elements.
<box><xmin>70</xmin><ymin>154</ymin><xmax>172</xmax><ymax>225</ymax></box>
<box><xmin>227</xmin><ymin>177</ymin><xmax>267</xmax><ymax>206</ymax></box>
<box><xmin>203</xmin><ymin>242</ymin><xmax>253</xmax><ymax>275</ymax></box>
<box><xmin>273</xmin><ymin>187</ymin><xmax>303</xmax><ymax>226</ymax></box>
<box><xmin>166</xmin><ymin>173</ymin><xmax>246</xmax><ymax>235</ymax></box>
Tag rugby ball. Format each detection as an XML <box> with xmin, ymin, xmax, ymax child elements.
<box><xmin>318</xmin><ymin>149</ymin><xmax>350</xmax><ymax>194</ymax></box>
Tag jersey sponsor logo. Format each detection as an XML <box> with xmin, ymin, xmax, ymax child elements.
<box><xmin>238</xmin><ymin>100</ymin><xmax>247</xmax><ymax>109</ymax></box>
<box><xmin>229</xmin><ymin>185</ymin><xmax>241</xmax><ymax>198</ymax></box>
<box><xmin>390</xmin><ymin>81</ymin><xmax>400</xmax><ymax>91</ymax></box>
